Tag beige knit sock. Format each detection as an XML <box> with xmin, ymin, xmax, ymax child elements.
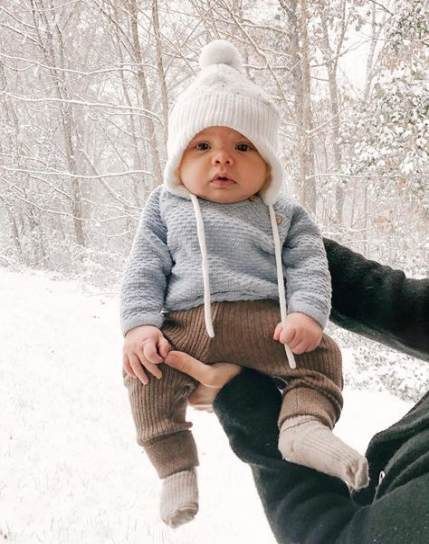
<box><xmin>160</xmin><ymin>469</ymin><xmax>198</xmax><ymax>528</ymax></box>
<box><xmin>278</xmin><ymin>416</ymin><xmax>369</xmax><ymax>490</ymax></box>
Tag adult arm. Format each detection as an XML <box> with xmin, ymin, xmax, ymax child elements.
<box><xmin>213</xmin><ymin>368</ymin><xmax>429</xmax><ymax>544</ymax></box>
<box><xmin>324</xmin><ymin>238</ymin><xmax>429</xmax><ymax>361</ymax></box>
<box><xmin>215</xmin><ymin>242</ymin><xmax>429</xmax><ymax>542</ymax></box>
<box><xmin>213</xmin><ymin>242</ymin><xmax>429</xmax><ymax>542</ymax></box>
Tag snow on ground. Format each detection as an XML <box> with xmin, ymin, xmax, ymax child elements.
<box><xmin>0</xmin><ymin>268</ymin><xmax>414</xmax><ymax>543</ymax></box>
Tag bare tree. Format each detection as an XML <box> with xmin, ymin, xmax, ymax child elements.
<box><xmin>317</xmin><ymin>0</ymin><xmax>348</xmax><ymax>223</ymax></box>
<box><xmin>30</xmin><ymin>0</ymin><xmax>86</xmax><ymax>246</ymax></box>
<box><xmin>0</xmin><ymin>0</ymin><xmax>426</xmax><ymax>279</ymax></box>
<box><xmin>281</xmin><ymin>0</ymin><xmax>316</xmax><ymax>213</ymax></box>
<box><xmin>127</xmin><ymin>0</ymin><xmax>163</xmax><ymax>190</ymax></box>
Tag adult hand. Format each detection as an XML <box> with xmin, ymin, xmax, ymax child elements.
<box><xmin>164</xmin><ymin>351</ymin><xmax>242</xmax><ymax>411</ymax></box>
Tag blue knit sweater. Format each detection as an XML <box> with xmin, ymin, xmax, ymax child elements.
<box><xmin>120</xmin><ymin>185</ymin><xmax>331</xmax><ymax>335</ymax></box>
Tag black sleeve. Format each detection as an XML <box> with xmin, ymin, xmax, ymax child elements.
<box><xmin>213</xmin><ymin>369</ymin><xmax>358</xmax><ymax>544</ymax></box>
<box><xmin>324</xmin><ymin>238</ymin><xmax>429</xmax><ymax>361</ymax></box>
<box><xmin>214</xmin><ymin>241</ymin><xmax>429</xmax><ymax>543</ymax></box>
<box><xmin>214</xmin><ymin>369</ymin><xmax>429</xmax><ymax>544</ymax></box>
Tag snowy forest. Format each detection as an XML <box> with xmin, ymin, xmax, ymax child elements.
<box><xmin>0</xmin><ymin>0</ymin><xmax>427</xmax><ymax>282</ymax></box>
<box><xmin>1</xmin><ymin>2</ymin><xmax>428</xmax><ymax>543</ymax></box>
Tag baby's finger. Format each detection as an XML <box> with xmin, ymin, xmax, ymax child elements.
<box><xmin>273</xmin><ymin>323</ymin><xmax>283</xmax><ymax>341</ymax></box>
<box><xmin>158</xmin><ymin>336</ymin><xmax>172</xmax><ymax>359</ymax></box>
<box><xmin>136</xmin><ymin>349</ymin><xmax>163</xmax><ymax>379</ymax></box>
<box><xmin>145</xmin><ymin>359</ymin><xmax>163</xmax><ymax>380</ymax></box>
<box><xmin>129</xmin><ymin>353</ymin><xmax>148</xmax><ymax>385</ymax></box>
<box><xmin>287</xmin><ymin>329</ymin><xmax>304</xmax><ymax>349</ymax></box>
<box><xmin>123</xmin><ymin>354</ymin><xmax>136</xmax><ymax>379</ymax></box>
<box><xmin>142</xmin><ymin>341</ymin><xmax>163</xmax><ymax>365</ymax></box>
<box><xmin>281</xmin><ymin>326</ymin><xmax>296</xmax><ymax>345</ymax></box>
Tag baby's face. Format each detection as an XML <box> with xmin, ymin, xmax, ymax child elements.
<box><xmin>177</xmin><ymin>126</ymin><xmax>269</xmax><ymax>204</ymax></box>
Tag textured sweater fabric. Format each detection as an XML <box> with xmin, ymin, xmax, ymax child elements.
<box><xmin>120</xmin><ymin>185</ymin><xmax>331</xmax><ymax>336</ymax></box>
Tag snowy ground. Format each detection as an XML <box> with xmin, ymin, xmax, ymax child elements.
<box><xmin>1</xmin><ymin>268</ymin><xmax>423</xmax><ymax>544</ymax></box>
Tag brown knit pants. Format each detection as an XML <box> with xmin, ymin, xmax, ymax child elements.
<box><xmin>123</xmin><ymin>300</ymin><xmax>343</xmax><ymax>479</ymax></box>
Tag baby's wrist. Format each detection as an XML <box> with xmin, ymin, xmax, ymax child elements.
<box><xmin>124</xmin><ymin>324</ymin><xmax>161</xmax><ymax>341</ymax></box>
<box><xmin>288</xmin><ymin>312</ymin><xmax>322</xmax><ymax>329</ymax></box>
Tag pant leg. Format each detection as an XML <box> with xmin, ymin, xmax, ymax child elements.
<box><xmin>123</xmin><ymin>365</ymin><xmax>198</xmax><ymax>478</ymax></box>
<box><xmin>206</xmin><ymin>300</ymin><xmax>343</xmax><ymax>429</ymax></box>
<box><xmin>123</xmin><ymin>306</ymin><xmax>212</xmax><ymax>479</ymax></box>
<box><xmin>278</xmin><ymin>334</ymin><xmax>343</xmax><ymax>429</ymax></box>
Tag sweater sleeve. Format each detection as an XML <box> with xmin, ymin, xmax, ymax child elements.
<box><xmin>324</xmin><ymin>238</ymin><xmax>429</xmax><ymax>362</ymax></box>
<box><xmin>120</xmin><ymin>187</ymin><xmax>172</xmax><ymax>335</ymax></box>
<box><xmin>282</xmin><ymin>204</ymin><xmax>331</xmax><ymax>329</ymax></box>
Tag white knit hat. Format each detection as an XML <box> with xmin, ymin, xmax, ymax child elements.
<box><xmin>163</xmin><ymin>40</ymin><xmax>295</xmax><ymax>368</ymax></box>
<box><xmin>163</xmin><ymin>39</ymin><xmax>285</xmax><ymax>205</ymax></box>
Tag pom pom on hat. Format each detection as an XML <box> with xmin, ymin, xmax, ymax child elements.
<box><xmin>199</xmin><ymin>39</ymin><xmax>242</xmax><ymax>72</ymax></box>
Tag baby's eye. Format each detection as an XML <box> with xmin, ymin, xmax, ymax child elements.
<box><xmin>236</xmin><ymin>143</ymin><xmax>253</xmax><ymax>152</ymax></box>
<box><xmin>195</xmin><ymin>142</ymin><xmax>210</xmax><ymax>151</ymax></box>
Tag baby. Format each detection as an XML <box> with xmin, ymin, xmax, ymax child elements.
<box><xmin>120</xmin><ymin>40</ymin><xmax>368</xmax><ymax>528</ymax></box>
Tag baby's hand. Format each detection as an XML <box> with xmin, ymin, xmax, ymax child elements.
<box><xmin>273</xmin><ymin>313</ymin><xmax>322</xmax><ymax>354</ymax></box>
<box><xmin>123</xmin><ymin>325</ymin><xmax>171</xmax><ymax>385</ymax></box>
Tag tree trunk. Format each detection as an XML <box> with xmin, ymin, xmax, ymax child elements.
<box><xmin>298</xmin><ymin>0</ymin><xmax>316</xmax><ymax>213</ymax></box>
<box><xmin>152</xmin><ymin>0</ymin><xmax>169</xmax><ymax>150</ymax></box>
<box><xmin>31</xmin><ymin>0</ymin><xmax>86</xmax><ymax>246</ymax></box>
<box><xmin>320</xmin><ymin>5</ymin><xmax>344</xmax><ymax>223</ymax></box>
<box><xmin>281</xmin><ymin>0</ymin><xmax>316</xmax><ymax>212</ymax></box>
<box><xmin>0</xmin><ymin>196</ymin><xmax>24</xmax><ymax>262</ymax></box>
<box><xmin>111</xmin><ymin>0</ymin><xmax>143</xmax><ymax>208</ymax></box>
<box><xmin>128</xmin><ymin>0</ymin><xmax>163</xmax><ymax>190</ymax></box>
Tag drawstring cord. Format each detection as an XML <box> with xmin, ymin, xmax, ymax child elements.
<box><xmin>190</xmin><ymin>193</ymin><xmax>296</xmax><ymax>368</ymax></box>
<box><xmin>190</xmin><ymin>194</ymin><xmax>215</xmax><ymax>337</ymax></box>
<box><xmin>268</xmin><ymin>205</ymin><xmax>296</xmax><ymax>369</ymax></box>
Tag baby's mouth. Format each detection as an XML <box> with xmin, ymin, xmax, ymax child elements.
<box><xmin>210</xmin><ymin>175</ymin><xmax>236</xmax><ymax>185</ymax></box>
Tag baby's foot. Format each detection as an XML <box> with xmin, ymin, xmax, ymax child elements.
<box><xmin>279</xmin><ymin>416</ymin><xmax>369</xmax><ymax>490</ymax></box>
<box><xmin>160</xmin><ymin>468</ymin><xmax>198</xmax><ymax>528</ymax></box>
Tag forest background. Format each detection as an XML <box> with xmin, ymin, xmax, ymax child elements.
<box><xmin>0</xmin><ymin>2</ymin><xmax>428</xmax><ymax>541</ymax></box>
<box><xmin>1</xmin><ymin>0</ymin><xmax>427</xmax><ymax>280</ymax></box>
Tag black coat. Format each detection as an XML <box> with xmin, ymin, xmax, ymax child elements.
<box><xmin>213</xmin><ymin>239</ymin><xmax>429</xmax><ymax>544</ymax></box>
<box><xmin>325</xmin><ymin>239</ymin><xmax>429</xmax><ymax>361</ymax></box>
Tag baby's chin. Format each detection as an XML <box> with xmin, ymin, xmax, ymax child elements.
<box><xmin>199</xmin><ymin>192</ymin><xmax>252</xmax><ymax>204</ymax></box>
<box><xmin>194</xmin><ymin>186</ymin><xmax>257</xmax><ymax>204</ymax></box>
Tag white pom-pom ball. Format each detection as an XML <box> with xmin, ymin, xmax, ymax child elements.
<box><xmin>199</xmin><ymin>40</ymin><xmax>242</xmax><ymax>71</ymax></box>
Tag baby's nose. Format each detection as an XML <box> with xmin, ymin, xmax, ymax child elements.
<box><xmin>213</xmin><ymin>150</ymin><xmax>233</xmax><ymax>164</ymax></box>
